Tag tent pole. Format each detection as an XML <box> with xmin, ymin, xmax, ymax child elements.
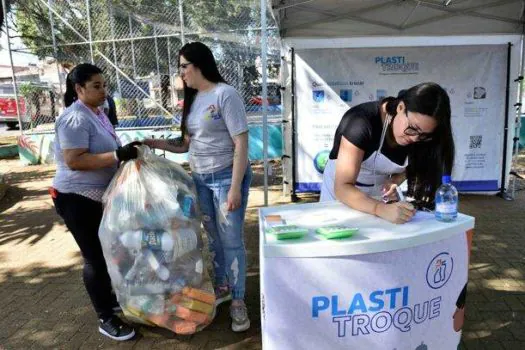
<box><xmin>511</xmin><ymin>35</ymin><xmax>524</xmax><ymax>198</ymax></box>
<box><xmin>261</xmin><ymin>0</ymin><xmax>269</xmax><ymax>206</ymax></box>
<box><xmin>497</xmin><ymin>42</ymin><xmax>513</xmax><ymax>201</ymax></box>
<box><xmin>290</xmin><ymin>47</ymin><xmax>298</xmax><ymax>202</ymax></box>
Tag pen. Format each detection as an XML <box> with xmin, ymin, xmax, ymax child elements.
<box><xmin>396</xmin><ymin>186</ymin><xmax>405</xmax><ymax>202</ymax></box>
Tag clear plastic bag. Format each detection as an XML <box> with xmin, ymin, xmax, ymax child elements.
<box><xmin>99</xmin><ymin>146</ymin><xmax>215</xmax><ymax>334</ymax></box>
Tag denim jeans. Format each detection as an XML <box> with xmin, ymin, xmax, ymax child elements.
<box><xmin>192</xmin><ymin>164</ymin><xmax>252</xmax><ymax>300</ymax></box>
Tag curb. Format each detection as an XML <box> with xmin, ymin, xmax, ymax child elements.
<box><xmin>0</xmin><ymin>144</ymin><xmax>19</xmax><ymax>159</ymax></box>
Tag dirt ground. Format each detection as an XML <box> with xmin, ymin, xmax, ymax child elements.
<box><xmin>1</xmin><ymin>154</ymin><xmax>525</xmax><ymax>349</ymax></box>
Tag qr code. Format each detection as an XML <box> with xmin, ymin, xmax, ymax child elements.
<box><xmin>469</xmin><ymin>135</ymin><xmax>482</xmax><ymax>149</ymax></box>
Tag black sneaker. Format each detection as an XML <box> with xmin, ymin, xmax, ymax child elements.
<box><xmin>99</xmin><ymin>316</ymin><xmax>136</xmax><ymax>341</ymax></box>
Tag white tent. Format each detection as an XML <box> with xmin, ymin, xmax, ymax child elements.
<box><xmin>269</xmin><ymin>0</ymin><xmax>525</xmax><ymax>200</ymax></box>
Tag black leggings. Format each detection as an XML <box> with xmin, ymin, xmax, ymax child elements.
<box><xmin>53</xmin><ymin>192</ymin><xmax>117</xmax><ymax>320</ymax></box>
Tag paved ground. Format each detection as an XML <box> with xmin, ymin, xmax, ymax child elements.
<box><xmin>0</xmin><ymin>156</ymin><xmax>524</xmax><ymax>349</ymax></box>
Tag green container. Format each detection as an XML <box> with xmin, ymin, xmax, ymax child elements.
<box><xmin>315</xmin><ymin>226</ymin><xmax>359</xmax><ymax>239</ymax></box>
<box><xmin>266</xmin><ymin>225</ymin><xmax>308</xmax><ymax>240</ymax></box>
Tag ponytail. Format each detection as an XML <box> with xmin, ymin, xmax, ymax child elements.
<box><xmin>63</xmin><ymin>73</ymin><xmax>77</xmax><ymax>107</ymax></box>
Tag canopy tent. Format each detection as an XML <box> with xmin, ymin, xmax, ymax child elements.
<box><xmin>273</xmin><ymin>0</ymin><xmax>525</xmax><ymax>37</ymax></box>
<box><xmin>268</xmin><ymin>0</ymin><xmax>525</xmax><ymax>200</ymax></box>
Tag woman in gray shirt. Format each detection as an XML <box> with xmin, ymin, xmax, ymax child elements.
<box><xmin>145</xmin><ymin>42</ymin><xmax>251</xmax><ymax>332</ymax></box>
<box><xmin>51</xmin><ymin>63</ymin><xmax>140</xmax><ymax>341</ymax></box>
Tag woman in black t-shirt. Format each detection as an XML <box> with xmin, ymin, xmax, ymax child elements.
<box><xmin>320</xmin><ymin>82</ymin><xmax>455</xmax><ymax>224</ymax></box>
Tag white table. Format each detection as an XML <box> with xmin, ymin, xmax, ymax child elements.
<box><xmin>259</xmin><ymin>201</ymin><xmax>475</xmax><ymax>350</ymax></box>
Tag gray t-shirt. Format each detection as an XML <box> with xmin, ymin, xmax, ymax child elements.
<box><xmin>186</xmin><ymin>83</ymin><xmax>248</xmax><ymax>174</ymax></box>
<box><xmin>53</xmin><ymin>101</ymin><xmax>119</xmax><ymax>193</ymax></box>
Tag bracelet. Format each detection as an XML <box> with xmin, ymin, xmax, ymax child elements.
<box><xmin>113</xmin><ymin>151</ymin><xmax>119</xmax><ymax>162</ymax></box>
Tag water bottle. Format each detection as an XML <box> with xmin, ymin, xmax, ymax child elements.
<box><xmin>119</xmin><ymin>230</ymin><xmax>175</xmax><ymax>251</ymax></box>
<box><xmin>435</xmin><ymin>175</ymin><xmax>458</xmax><ymax>222</ymax></box>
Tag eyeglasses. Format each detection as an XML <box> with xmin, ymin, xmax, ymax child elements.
<box><xmin>178</xmin><ymin>62</ymin><xmax>192</xmax><ymax>71</ymax></box>
<box><xmin>404</xmin><ymin>112</ymin><xmax>433</xmax><ymax>142</ymax></box>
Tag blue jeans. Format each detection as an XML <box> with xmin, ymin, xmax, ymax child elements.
<box><xmin>192</xmin><ymin>165</ymin><xmax>252</xmax><ymax>300</ymax></box>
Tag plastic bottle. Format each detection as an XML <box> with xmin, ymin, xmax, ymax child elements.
<box><xmin>144</xmin><ymin>250</ymin><xmax>170</xmax><ymax>281</ymax></box>
<box><xmin>119</xmin><ymin>230</ymin><xmax>174</xmax><ymax>251</ymax></box>
<box><xmin>172</xmin><ymin>228</ymin><xmax>198</xmax><ymax>260</ymax></box>
<box><xmin>435</xmin><ymin>175</ymin><xmax>458</xmax><ymax>222</ymax></box>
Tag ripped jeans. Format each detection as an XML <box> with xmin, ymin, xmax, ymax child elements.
<box><xmin>192</xmin><ymin>164</ymin><xmax>252</xmax><ymax>300</ymax></box>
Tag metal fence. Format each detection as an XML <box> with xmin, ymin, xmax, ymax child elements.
<box><xmin>3</xmin><ymin>0</ymin><xmax>282</xmax><ymax>133</ymax></box>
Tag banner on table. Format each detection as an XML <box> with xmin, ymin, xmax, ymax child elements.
<box><xmin>262</xmin><ymin>232</ymin><xmax>468</xmax><ymax>349</ymax></box>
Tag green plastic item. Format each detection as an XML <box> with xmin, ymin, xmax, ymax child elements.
<box><xmin>266</xmin><ymin>225</ymin><xmax>308</xmax><ymax>240</ymax></box>
<box><xmin>315</xmin><ymin>226</ymin><xmax>359</xmax><ymax>239</ymax></box>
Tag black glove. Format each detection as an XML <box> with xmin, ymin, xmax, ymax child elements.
<box><xmin>115</xmin><ymin>141</ymin><xmax>142</xmax><ymax>162</ymax></box>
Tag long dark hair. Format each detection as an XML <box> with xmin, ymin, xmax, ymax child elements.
<box><xmin>382</xmin><ymin>82</ymin><xmax>455</xmax><ymax>208</ymax></box>
<box><xmin>178</xmin><ymin>42</ymin><xmax>226</xmax><ymax>139</ymax></box>
<box><xmin>63</xmin><ymin>63</ymin><xmax>103</xmax><ymax>107</ymax></box>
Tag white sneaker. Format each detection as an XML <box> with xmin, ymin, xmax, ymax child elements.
<box><xmin>230</xmin><ymin>302</ymin><xmax>250</xmax><ymax>332</ymax></box>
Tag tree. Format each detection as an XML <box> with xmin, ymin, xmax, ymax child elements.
<box><xmin>9</xmin><ymin>0</ymin><xmax>279</xmax><ymax>108</ymax></box>
<box><xmin>1</xmin><ymin>1</ymin><xmax>14</xmax><ymax>36</ymax></box>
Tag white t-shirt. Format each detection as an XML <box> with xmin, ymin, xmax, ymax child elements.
<box><xmin>186</xmin><ymin>83</ymin><xmax>248</xmax><ymax>174</ymax></box>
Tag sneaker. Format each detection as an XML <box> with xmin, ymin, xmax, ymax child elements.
<box><xmin>230</xmin><ymin>302</ymin><xmax>250</xmax><ymax>332</ymax></box>
<box><xmin>215</xmin><ymin>285</ymin><xmax>232</xmax><ymax>306</ymax></box>
<box><xmin>112</xmin><ymin>305</ymin><xmax>122</xmax><ymax>313</ymax></box>
<box><xmin>99</xmin><ymin>316</ymin><xmax>136</xmax><ymax>341</ymax></box>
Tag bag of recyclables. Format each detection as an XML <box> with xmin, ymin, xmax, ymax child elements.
<box><xmin>99</xmin><ymin>146</ymin><xmax>215</xmax><ymax>334</ymax></box>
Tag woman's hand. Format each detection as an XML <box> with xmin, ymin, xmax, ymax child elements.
<box><xmin>376</xmin><ymin>201</ymin><xmax>416</xmax><ymax>224</ymax></box>
<box><xmin>115</xmin><ymin>141</ymin><xmax>142</xmax><ymax>162</ymax></box>
<box><xmin>382</xmin><ymin>181</ymin><xmax>398</xmax><ymax>202</ymax></box>
<box><xmin>226</xmin><ymin>186</ymin><xmax>242</xmax><ymax>212</ymax></box>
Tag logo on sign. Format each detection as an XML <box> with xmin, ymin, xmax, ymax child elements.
<box><xmin>374</xmin><ymin>55</ymin><xmax>419</xmax><ymax>75</ymax></box>
<box><xmin>340</xmin><ymin>89</ymin><xmax>352</xmax><ymax>102</ymax></box>
<box><xmin>376</xmin><ymin>89</ymin><xmax>387</xmax><ymax>100</ymax></box>
<box><xmin>426</xmin><ymin>252</ymin><xmax>454</xmax><ymax>289</ymax></box>
<box><xmin>473</xmin><ymin>86</ymin><xmax>486</xmax><ymax>99</ymax></box>
<box><xmin>311</xmin><ymin>285</ymin><xmax>442</xmax><ymax>338</ymax></box>
<box><xmin>313</xmin><ymin>90</ymin><xmax>325</xmax><ymax>103</ymax></box>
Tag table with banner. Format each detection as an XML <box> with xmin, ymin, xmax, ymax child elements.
<box><xmin>259</xmin><ymin>201</ymin><xmax>475</xmax><ymax>349</ymax></box>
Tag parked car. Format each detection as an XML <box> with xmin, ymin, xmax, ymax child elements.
<box><xmin>248</xmin><ymin>83</ymin><xmax>282</xmax><ymax>106</ymax></box>
<box><xmin>0</xmin><ymin>83</ymin><xmax>56</xmax><ymax>129</ymax></box>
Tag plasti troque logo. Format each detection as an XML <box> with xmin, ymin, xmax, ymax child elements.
<box><xmin>426</xmin><ymin>252</ymin><xmax>454</xmax><ymax>289</ymax></box>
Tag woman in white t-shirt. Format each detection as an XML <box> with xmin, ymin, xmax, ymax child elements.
<box><xmin>144</xmin><ymin>42</ymin><xmax>251</xmax><ymax>332</ymax></box>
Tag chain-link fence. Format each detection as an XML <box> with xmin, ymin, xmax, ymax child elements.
<box><xmin>3</xmin><ymin>0</ymin><xmax>281</xmax><ymax>133</ymax></box>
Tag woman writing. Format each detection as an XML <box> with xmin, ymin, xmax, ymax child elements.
<box><xmin>144</xmin><ymin>42</ymin><xmax>252</xmax><ymax>332</ymax></box>
<box><xmin>320</xmin><ymin>82</ymin><xmax>455</xmax><ymax>224</ymax></box>
<box><xmin>52</xmin><ymin>63</ymin><xmax>140</xmax><ymax>341</ymax></box>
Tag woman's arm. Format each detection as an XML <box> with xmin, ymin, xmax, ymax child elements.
<box><xmin>144</xmin><ymin>134</ymin><xmax>190</xmax><ymax>154</ymax></box>
<box><xmin>231</xmin><ymin>132</ymin><xmax>249</xmax><ymax>189</ymax></box>
<box><xmin>334</xmin><ymin>137</ymin><xmax>415</xmax><ymax>224</ymax></box>
<box><xmin>226</xmin><ymin>132</ymin><xmax>249</xmax><ymax>211</ymax></box>
<box><xmin>63</xmin><ymin>141</ymin><xmax>141</xmax><ymax>170</ymax></box>
<box><xmin>334</xmin><ymin>136</ymin><xmax>379</xmax><ymax>214</ymax></box>
<box><xmin>63</xmin><ymin>148</ymin><xmax>116</xmax><ymax>171</ymax></box>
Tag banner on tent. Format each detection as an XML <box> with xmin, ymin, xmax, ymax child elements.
<box><xmin>294</xmin><ymin>45</ymin><xmax>507</xmax><ymax>192</ymax></box>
